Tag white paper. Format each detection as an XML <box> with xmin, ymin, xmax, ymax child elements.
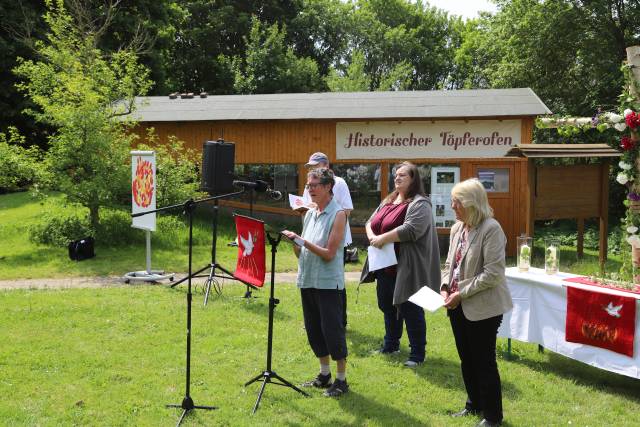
<box><xmin>289</xmin><ymin>194</ymin><xmax>312</xmax><ymax>210</ymax></box>
<box><xmin>367</xmin><ymin>243</ymin><xmax>397</xmax><ymax>271</ymax></box>
<box><xmin>408</xmin><ymin>286</ymin><xmax>445</xmax><ymax>312</ymax></box>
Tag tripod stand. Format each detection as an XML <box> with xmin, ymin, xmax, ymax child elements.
<box><xmin>135</xmin><ymin>190</ymin><xmax>242</xmax><ymax>426</ymax></box>
<box><xmin>170</xmin><ymin>197</ymin><xmax>254</xmax><ymax>306</ymax></box>
<box><xmin>244</xmin><ymin>231</ymin><xmax>309</xmax><ymax>413</ymax></box>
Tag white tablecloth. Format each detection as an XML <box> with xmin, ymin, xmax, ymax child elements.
<box><xmin>498</xmin><ymin>267</ymin><xmax>640</xmax><ymax>379</ymax></box>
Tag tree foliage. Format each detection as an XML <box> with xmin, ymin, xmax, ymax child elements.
<box><xmin>13</xmin><ymin>0</ymin><xmax>151</xmax><ymax>229</ymax></box>
<box><xmin>232</xmin><ymin>18</ymin><xmax>323</xmax><ymax>93</ymax></box>
<box><xmin>0</xmin><ymin>127</ymin><xmax>40</xmax><ymax>193</ymax></box>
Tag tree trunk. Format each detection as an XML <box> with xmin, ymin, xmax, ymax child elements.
<box><xmin>89</xmin><ymin>204</ymin><xmax>100</xmax><ymax>231</ymax></box>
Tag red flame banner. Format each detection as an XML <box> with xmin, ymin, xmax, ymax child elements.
<box><xmin>566</xmin><ymin>286</ymin><xmax>636</xmax><ymax>357</ymax></box>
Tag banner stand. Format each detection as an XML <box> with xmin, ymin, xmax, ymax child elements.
<box><xmin>124</xmin><ymin>230</ymin><xmax>174</xmax><ymax>283</ymax></box>
<box><xmin>244</xmin><ymin>229</ymin><xmax>309</xmax><ymax>413</ymax></box>
<box><xmin>124</xmin><ymin>151</ymin><xmax>174</xmax><ymax>284</ymax></box>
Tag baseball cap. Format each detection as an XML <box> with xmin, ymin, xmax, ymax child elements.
<box><xmin>305</xmin><ymin>152</ymin><xmax>329</xmax><ymax>167</ymax></box>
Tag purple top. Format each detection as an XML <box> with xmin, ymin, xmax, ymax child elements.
<box><xmin>370</xmin><ymin>201</ymin><xmax>409</xmax><ymax>275</ymax></box>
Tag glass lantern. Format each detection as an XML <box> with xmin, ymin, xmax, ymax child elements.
<box><xmin>517</xmin><ymin>236</ymin><xmax>532</xmax><ymax>272</ymax></box>
<box><xmin>545</xmin><ymin>239</ymin><xmax>560</xmax><ymax>275</ymax></box>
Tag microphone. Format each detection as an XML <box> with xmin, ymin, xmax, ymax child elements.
<box><xmin>268</xmin><ymin>189</ymin><xmax>283</xmax><ymax>200</ymax></box>
<box><xmin>233</xmin><ymin>179</ymin><xmax>282</xmax><ymax>199</ymax></box>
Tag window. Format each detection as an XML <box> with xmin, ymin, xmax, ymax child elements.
<box><xmin>477</xmin><ymin>168</ymin><xmax>510</xmax><ymax>193</ymax></box>
<box><xmin>332</xmin><ymin>163</ymin><xmax>381</xmax><ymax>226</ymax></box>
<box><xmin>232</xmin><ymin>164</ymin><xmax>298</xmax><ymax>208</ymax></box>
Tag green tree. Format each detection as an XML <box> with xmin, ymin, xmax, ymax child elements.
<box><xmin>168</xmin><ymin>0</ymin><xmax>304</xmax><ymax>94</ymax></box>
<box><xmin>13</xmin><ymin>0</ymin><xmax>151</xmax><ymax>229</ymax></box>
<box><xmin>232</xmin><ymin>18</ymin><xmax>323</xmax><ymax>94</ymax></box>
<box><xmin>454</xmin><ymin>0</ymin><xmax>640</xmax><ymax>115</ymax></box>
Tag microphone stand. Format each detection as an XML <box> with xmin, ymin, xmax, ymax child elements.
<box><xmin>244</xmin><ymin>230</ymin><xmax>309</xmax><ymax>413</ymax></box>
<box><xmin>133</xmin><ymin>191</ymin><xmax>243</xmax><ymax>427</ymax></box>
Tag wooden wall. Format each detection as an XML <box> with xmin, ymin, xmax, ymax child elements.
<box><xmin>134</xmin><ymin>116</ymin><xmax>536</xmax><ymax>256</ymax></box>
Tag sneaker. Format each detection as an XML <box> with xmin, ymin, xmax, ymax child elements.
<box><xmin>403</xmin><ymin>360</ymin><xmax>423</xmax><ymax>368</ymax></box>
<box><xmin>374</xmin><ymin>346</ymin><xmax>400</xmax><ymax>355</ymax></box>
<box><xmin>323</xmin><ymin>378</ymin><xmax>349</xmax><ymax>397</ymax></box>
<box><xmin>301</xmin><ymin>373</ymin><xmax>332</xmax><ymax>388</ymax></box>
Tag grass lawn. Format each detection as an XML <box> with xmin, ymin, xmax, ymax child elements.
<box><xmin>0</xmin><ymin>192</ymin><xmax>364</xmax><ymax>280</ymax></box>
<box><xmin>1</xmin><ymin>283</ymin><xmax>639</xmax><ymax>426</ymax></box>
<box><xmin>0</xmin><ymin>192</ymin><xmax>626</xmax><ymax>281</ymax></box>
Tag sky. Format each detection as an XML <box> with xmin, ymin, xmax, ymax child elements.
<box><xmin>426</xmin><ymin>0</ymin><xmax>498</xmax><ymax>20</ymax></box>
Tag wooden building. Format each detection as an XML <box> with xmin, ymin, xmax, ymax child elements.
<box><xmin>132</xmin><ymin>89</ymin><xmax>552</xmax><ymax>255</ymax></box>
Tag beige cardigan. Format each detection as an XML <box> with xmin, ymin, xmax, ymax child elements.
<box><xmin>441</xmin><ymin>218</ymin><xmax>513</xmax><ymax>321</ymax></box>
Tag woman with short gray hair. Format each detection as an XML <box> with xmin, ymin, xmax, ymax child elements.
<box><xmin>282</xmin><ymin>168</ymin><xmax>349</xmax><ymax>397</ymax></box>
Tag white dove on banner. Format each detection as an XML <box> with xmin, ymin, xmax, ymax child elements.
<box><xmin>239</xmin><ymin>230</ymin><xmax>259</xmax><ymax>277</ymax></box>
<box><xmin>604</xmin><ymin>302</ymin><xmax>623</xmax><ymax>318</ymax></box>
<box><xmin>240</xmin><ymin>232</ymin><xmax>254</xmax><ymax>256</ymax></box>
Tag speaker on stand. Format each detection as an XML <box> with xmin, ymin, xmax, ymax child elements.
<box><xmin>171</xmin><ymin>139</ymin><xmax>254</xmax><ymax>303</ymax></box>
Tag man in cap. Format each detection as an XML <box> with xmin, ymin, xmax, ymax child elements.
<box><xmin>300</xmin><ymin>152</ymin><xmax>353</xmax><ymax>327</ymax></box>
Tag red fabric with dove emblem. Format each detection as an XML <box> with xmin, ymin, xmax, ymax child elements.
<box><xmin>234</xmin><ymin>215</ymin><xmax>266</xmax><ymax>287</ymax></box>
<box><xmin>565</xmin><ymin>286</ymin><xmax>636</xmax><ymax>357</ymax></box>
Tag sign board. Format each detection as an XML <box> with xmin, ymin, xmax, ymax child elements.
<box><xmin>336</xmin><ymin>120</ymin><xmax>521</xmax><ymax>160</ymax></box>
<box><xmin>131</xmin><ymin>151</ymin><xmax>156</xmax><ymax>231</ymax></box>
<box><xmin>430</xmin><ymin>166</ymin><xmax>460</xmax><ymax>228</ymax></box>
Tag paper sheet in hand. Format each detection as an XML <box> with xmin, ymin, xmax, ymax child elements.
<box><xmin>408</xmin><ymin>286</ymin><xmax>445</xmax><ymax>312</ymax></box>
<box><xmin>289</xmin><ymin>194</ymin><xmax>312</xmax><ymax>210</ymax></box>
<box><xmin>367</xmin><ymin>243</ymin><xmax>397</xmax><ymax>271</ymax></box>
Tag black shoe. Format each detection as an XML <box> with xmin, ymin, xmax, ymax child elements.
<box><xmin>403</xmin><ymin>359</ymin><xmax>424</xmax><ymax>367</ymax></box>
<box><xmin>323</xmin><ymin>378</ymin><xmax>349</xmax><ymax>397</ymax></box>
<box><xmin>450</xmin><ymin>408</ymin><xmax>480</xmax><ymax>417</ymax></box>
<box><xmin>301</xmin><ymin>373</ymin><xmax>332</xmax><ymax>388</ymax></box>
<box><xmin>476</xmin><ymin>419</ymin><xmax>501</xmax><ymax>427</ymax></box>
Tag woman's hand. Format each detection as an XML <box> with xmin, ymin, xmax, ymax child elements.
<box><xmin>440</xmin><ymin>289</ymin><xmax>449</xmax><ymax>300</ymax></box>
<box><xmin>369</xmin><ymin>234</ymin><xmax>386</xmax><ymax>248</ymax></box>
<box><xmin>281</xmin><ymin>230</ymin><xmax>300</xmax><ymax>240</ymax></box>
<box><xmin>444</xmin><ymin>291</ymin><xmax>461</xmax><ymax>309</ymax></box>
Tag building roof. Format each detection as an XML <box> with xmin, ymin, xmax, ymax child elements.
<box><xmin>506</xmin><ymin>144</ymin><xmax>621</xmax><ymax>158</ymax></box>
<box><xmin>131</xmin><ymin>88</ymin><xmax>551</xmax><ymax>122</ymax></box>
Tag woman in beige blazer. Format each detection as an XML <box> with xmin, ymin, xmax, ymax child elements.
<box><xmin>440</xmin><ymin>178</ymin><xmax>513</xmax><ymax>427</ymax></box>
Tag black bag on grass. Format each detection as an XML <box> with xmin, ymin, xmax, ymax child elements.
<box><xmin>68</xmin><ymin>237</ymin><xmax>95</xmax><ymax>261</ymax></box>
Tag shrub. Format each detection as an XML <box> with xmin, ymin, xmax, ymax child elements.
<box><xmin>29</xmin><ymin>212</ymin><xmax>92</xmax><ymax>246</ymax></box>
<box><xmin>29</xmin><ymin>206</ymin><xmax>191</xmax><ymax>248</ymax></box>
<box><xmin>137</xmin><ymin>130</ymin><xmax>204</xmax><ymax>208</ymax></box>
<box><xmin>0</xmin><ymin>128</ymin><xmax>40</xmax><ymax>193</ymax></box>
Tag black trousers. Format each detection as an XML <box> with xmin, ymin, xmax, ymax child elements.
<box><xmin>449</xmin><ymin>305</ymin><xmax>503</xmax><ymax>423</ymax></box>
<box><xmin>342</xmin><ymin>247</ymin><xmax>348</xmax><ymax>326</ymax></box>
<box><xmin>300</xmin><ymin>288</ymin><xmax>348</xmax><ymax>360</ymax></box>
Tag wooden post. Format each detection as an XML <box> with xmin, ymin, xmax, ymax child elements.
<box><xmin>600</xmin><ymin>160</ymin><xmax>609</xmax><ymax>272</ymax></box>
<box><xmin>380</xmin><ymin>163</ymin><xmax>390</xmax><ymax>201</ymax></box>
<box><xmin>626</xmin><ymin>46</ymin><xmax>640</xmax><ymax>99</ymax></box>
<box><xmin>526</xmin><ymin>159</ymin><xmax>535</xmax><ymax>237</ymax></box>
<box><xmin>576</xmin><ymin>218</ymin><xmax>584</xmax><ymax>259</ymax></box>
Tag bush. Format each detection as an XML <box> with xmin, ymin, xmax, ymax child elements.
<box><xmin>0</xmin><ymin>128</ymin><xmax>41</xmax><ymax>193</ymax></box>
<box><xmin>29</xmin><ymin>206</ymin><xmax>190</xmax><ymax>248</ymax></box>
<box><xmin>29</xmin><ymin>212</ymin><xmax>92</xmax><ymax>246</ymax></box>
<box><xmin>137</xmin><ymin>130</ymin><xmax>204</xmax><ymax>207</ymax></box>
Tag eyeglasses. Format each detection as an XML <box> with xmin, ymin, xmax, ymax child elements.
<box><xmin>305</xmin><ymin>183</ymin><xmax>324</xmax><ymax>190</ymax></box>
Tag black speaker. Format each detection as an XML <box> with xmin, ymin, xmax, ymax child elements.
<box><xmin>201</xmin><ymin>139</ymin><xmax>235</xmax><ymax>195</ymax></box>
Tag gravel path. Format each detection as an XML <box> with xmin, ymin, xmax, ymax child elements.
<box><xmin>0</xmin><ymin>272</ymin><xmax>362</xmax><ymax>291</ymax></box>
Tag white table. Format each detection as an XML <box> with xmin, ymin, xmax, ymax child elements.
<box><xmin>498</xmin><ymin>267</ymin><xmax>640</xmax><ymax>379</ymax></box>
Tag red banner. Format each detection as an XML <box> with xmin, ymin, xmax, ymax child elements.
<box><xmin>566</xmin><ymin>286</ymin><xmax>636</xmax><ymax>357</ymax></box>
<box><xmin>234</xmin><ymin>215</ymin><xmax>266</xmax><ymax>288</ymax></box>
